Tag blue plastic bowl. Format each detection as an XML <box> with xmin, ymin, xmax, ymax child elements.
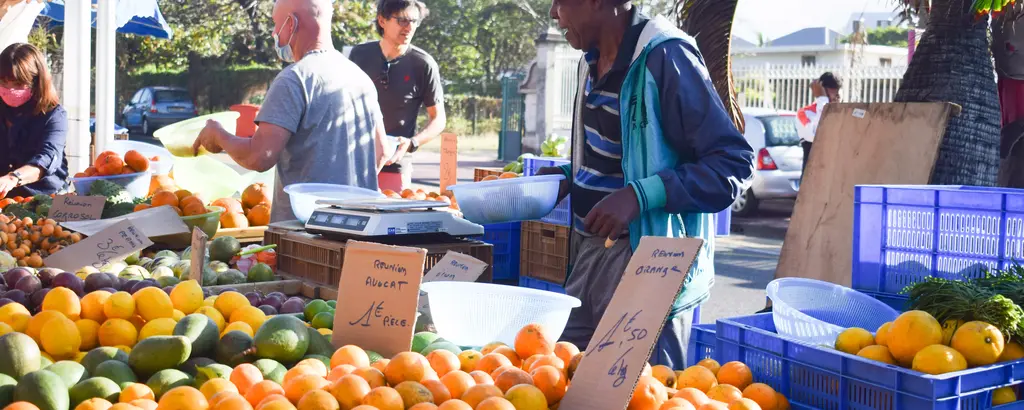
<box><xmin>71</xmin><ymin>171</ymin><xmax>152</xmax><ymax>199</ymax></box>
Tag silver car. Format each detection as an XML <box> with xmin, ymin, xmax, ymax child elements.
<box><xmin>732</xmin><ymin>107</ymin><xmax>804</xmax><ymax>216</ymax></box>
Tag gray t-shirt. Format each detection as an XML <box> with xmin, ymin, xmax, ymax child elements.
<box><xmin>255</xmin><ymin>50</ymin><xmax>381</xmax><ymax>222</ymax></box>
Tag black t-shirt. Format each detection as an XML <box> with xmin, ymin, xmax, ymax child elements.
<box><xmin>349</xmin><ymin>42</ymin><xmax>444</xmax><ymax>172</ymax></box>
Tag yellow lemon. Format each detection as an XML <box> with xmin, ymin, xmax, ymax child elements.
<box><xmin>221</xmin><ymin>321</ymin><xmax>254</xmax><ymax>338</ymax></box>
<box><xmin>42</xmin><ymin>286</ymin><xmax>82</xmax><ymax>320</ymax></box>
<box><xmin>169</xmin><ymin>280</ymin><xmax>203</xmax><ymax>314</ymax></box>
<box><xmin>504</xmin><ymin>384</ymin><xmax>548</xmax><ymax>410</ymax></box>
<box><xmin>40</xmin><ymin>315</ymin><xmax>81</xmax><ymax>358</ymax></box>
<box><xmin>114</xmin><ymin>345</ymin><xmax>132</xmax><ymax>355</ymax></box>
<box><xmin>229</xmin><ymin>306</ymin><xmax>267</xmax><ymax>332</ymax></box>
<box><xmin>172</xmin><ymin>309</ymin><xmax>185</xmax><ymax>321</ymax></box>
<box><xmin>203</xmin><ymin>296</ymin><xmax>217</xmax><ymax>307</ymax></box>
<box><xmin>875</xmin><ymin>322</ymin><xmax>892</xmax><ymax>347</ymax></box>
<box><xmin>98</xmin><ymin>318</ymin><xmax>138</xmax><ymax>347</ymax></box>
<box><xmin>196</xmin><ymin>306</ymin><xmax>226</xmax><ymax>333</ymax></box>
<box><xmin>912</xmin><ymin>344</ymin><xmax>967</xmax><ymax>375</ymax></box>
<box><xmin>80</xmin><ymin>290</ymin><xmax>111</xmax><ymax>322</ymax></box>
<box><xmin>941</xmin><ymin>319</ymin><xmax>965</xmax><ymax>346</ymax></box>
<box><xmin>75</xmin><ymin>319</ymin><xmax>101</xmax><ymax>351</ymax></box>
<box><xmin>133</xmin><ymin>287</ymin><xmax>174</xmax><ymax>322</ymax></box>
<box><xmin>888</xmin><ymin>310</ymin><xmax>943</xmax><ymax>366</ymax></box>
<box><xmin>213</xmin><ymin>291</ymin><xmax>249</xmax><ymax>319</ymax></box>
<box><xmin>950</xmin><ymin>321</ymin><xmax>1005</xmax><ymax>367</ymax></box>
<box><xmin>835</xmin><ymin>328</ymin><xmax>875</xmax><ymax>355</ymax></box>
<box><xmin>26</xmin><ymin>310</ymin><xmax>65</xmax><ymax>344</ymax></box>
<box><xmin>856</xmin><ymin>345</ymin><xmax>896</xmax><ymax>365</ymax></box>
<box><xmin>318</xmin><ymin>328</ymin><xmax>333</xmax><ymax>336</ymax></box>
<box><xmin>0</xmin><ymin>322</ymin><xmax>13</xmax><ymax>337</ymax></box>
<box><xmin>139</xmin><ymin>317</ymin><xmax>178</xmax><ymax>340</ymax></box>
<box><xmin>993</xmin><ymin>386</ymin><xmax>1017</xmax><ymax>405</ymax></box>
<box><xmin>73</xmin><ymin>351</ymin><xmax>87</xmax><ymax>363</ymax></box>
<box><xmin>1000</xmin><ymin>341</ymin><xmax>1024</xmax><ymax>362</ymax></box>
<box><xmin>0</xmin><ymin>303</ymin><xmax>30</xmax><ymax>332</ymax></box>
<box><xmin>103</xmin><ymin>291</ymin><xmax>136</xmax><ymax>320</ymax></box>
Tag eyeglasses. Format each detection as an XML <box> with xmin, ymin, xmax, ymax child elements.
<box><xmin>391</xmin><ymin>16</ymin><xmax>420</xmax><ymax>27</ymax></box>
<box><xmin>379</xmin><ymin>60</ymin><xmax>392</xmax><ymax>88</ymax></box>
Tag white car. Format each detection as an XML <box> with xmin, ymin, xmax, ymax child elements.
<box><xmin>732</xmin><ymin>107</ymin><xmax>804</xmax><ymax>216</ymax></box>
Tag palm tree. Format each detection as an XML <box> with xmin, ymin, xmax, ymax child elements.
<box><xmin>676</xmin><ymin>0</ymin><xmax>745</xmax><ymax>133</ymax></box>
<box><xmin>893</xmin><ymin>0</ymin><xmax>1002</xmax><ymax>186</ymax></box>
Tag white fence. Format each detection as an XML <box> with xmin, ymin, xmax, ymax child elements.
<box><xmin>734</xmin><ymin>64</ymin><xmax>907</xmax><ymax>112</ymax></box>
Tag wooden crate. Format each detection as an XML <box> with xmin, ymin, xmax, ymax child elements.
<box><xmin>474</xmin><ymin>167</ymin><xmax>504</xmax><ymax>182</ymax></box>
<box><xmin>202</xmin><ymin>278</ymin><xmax>304</xmax><ymax>294</ymax></box>
<box><xmin>520</xmin><ymin>221</ymin><xmax>570</xmax><ymax>284</ymax></box>
<box><xmin>264</xmin><ymin>224</ymin><xmax>495</xmax><ymax>287</ymax></box>
<box><xmin>214</xmin><ymin>226</ymin><xmax>268</xmax><ymax>244</ymax></box>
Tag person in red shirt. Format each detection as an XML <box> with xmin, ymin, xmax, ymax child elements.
<box><xmin>797</xmin><ymin>72</ymin><xmax>841</xmax><ymax>172</ymax></box>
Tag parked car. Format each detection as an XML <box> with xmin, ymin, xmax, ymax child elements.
<box><xmin>732</xmin><ymin>107</ymin><xmax>804</xmax><ymax>216</ymax></box>
<box><xmin>121</xmin><ymin>86</ymin><xmax>198</xmax><ymax>135</ymax></box>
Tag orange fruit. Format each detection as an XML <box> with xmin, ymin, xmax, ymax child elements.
<box><xmin>353</xmin><ymin>367</ymin><xmax>387</xmax><ymax>389</ymax></box>
<box><xmin>742</xmin><ymin>383</ymin><xmax>777</xmax><ymax>410</ymax></box>
<box><xmin>461</xmin><ymin>384</ymin><xmax>503</xmax><ymax>408</ymax></box>
<box><xmin>201</xmin><ymin>378</ymin><xmax>240</xmax><ymax>401</ymax></box>
<box><xmin>437</xmin><ymin>400</ymin><xmax>473</xmax><ymax>410</ymax></box>
<box><xmin>331</xmin><ymin>345</ymin><xmax>371</xmax><ymax>369</ymax></box>
<box><xmin>489</xmin><ymin>346</ymin><xmax>522</xmax><ymax>368</ymax></box>
<box><xmin>284</xmin><ymin>374</ymin><xmax>330</xmax><ymax>403</ymax></box>
<box><xmin>421</xmin><ymin>379</ymin><xmax>451</xmax><ymax>404</ymax></box>
<box><xmin>210</xmin><ymin>394</ymin><xmax>252</xmax><ymax>410</ymax></box>
<box><xmin>211</xmin><ymin>198</ymin><xmax>244</xmax><ymax>214</ymax></box>
<box><xmin>629</xmin><ymin>376</ymin><xmax>668</xmax><ymax>410</ymax></box>
<box><xmin>328</xmin><ymin>374</ymin><xmax>371</xmax><ymax>409</ymax></box>
<box><xmin>385</xmin><ymin>352</ymin><xmax>428</xmax><ymax>386</ymax></box>
<box><xmin>475</xmin><ymin>397</ymin><xmax>515</xmax><ymax>410</ymax></box>
<box><xmin>717</xmin><ymin>362</ymin><xmax>753</xmax><ymax>391</ymax></box>
<box><xmin>728</xmin><ymin>398</ymin><xmax>762</xmax><ymax>410</ymax></box>
<box><xmin>526</xmin><ymin>355</ymin><xmax>564</xmax><ymax>373</ymax></box>
<box><xmin>674</xmin><ymin>388</ymin><xmax>712</xmax><ymax>408</ymax></box>
<box><xmin>660</xmin><ymin>398</ymin><xmax>697</xmax><ymax>410</ymax></box>
<box><xmin>530</xmin><ymin>365</ymin><xmax>566</xmax><ymax>405</ymax></box>
<box><xmin>210</xmin><ymin>391</ymin><xmax>241</xmax><ymax>407</ymax></box>
<box><xmin>361</xmin><ymin>386</ymin><xmax>403</xmax><ymax>410</ymax></box>
<box><xmin>481</xmin><ymin>343</ymin><xmax>506</xmax><ymax>356</ymax></box>
<box><xmin>244</xmin><ymin>381</ymin><xmax>285</xmax><ymax>407</ymax></box>
<box><xmin>242</xmin><ymin>183</ymin><xmax>272</xmax><ymax>209</ymax></box>
<box><xmin>427</xmin><ymin>350</ymin><xmax>461</xmax><ymax>377</ymax></box>
<box><xmin>151</xmin><ymin>191</ymin><xmax>179</xmax><ymax>208</ymax></box>
<box><xmin>283</xmin><ymin>366</ymin><xmax>319</xmax><ymax>388</ymax></box>
<box><xmin>707</xmin><ymin>385</ymin><xmax>743</xmax><ymax>404</ymax></box>
<box><xmin>129</xmin><ymin>399</ymin><xmax>158</xmax><ymax>410</ymax></box>
<box><xmin>327</xmin><ymin>365</ymin><xmax>358</xmax><ymax>382</ymax></box>
<box><xmin>394</xmin><ymin>381</ymin><xmax>434</xmax><ymax>408</ymax></box>
<box><xmin>697</xmin><ymin>359</ymin><xmax>721</xmax><ymax>376</ymax></box>
<box><xmin>678</xmin><ymin>366</ymin><xmax>718</xmax><ymax>393</ymax></box>
<box><xmin>698</xmin><ymin>402</ymin><xmax>729</xmax><ymax>410</ymax></box>
<box><xmin>256</xmin><ymin>394</ymin><xmax>291</xmax><ymax>409</ymax></box>
<box><xmin>120</xmin><ymin>383</ymin><xmax>156</xmax><ymax>402</ymax></box>
<box><xmin>4</xmin><ymin>403</ymin><xmax>41</xmax><ymax>410</ymax></box>
<box><xmin>158</xmin><ymin>386</ymin><xmax>209</xmax><ymax>410</ymax></box>
<box><xmin>296</xmin><ymin>390</ymin><xmax>339</xmax><ymax>410</ymax></box>
<box><xmin>124</xmin><ymin>150</ymin><xmax>150</xmax><ymax>172</ymax></box>
<box><xmin>489</xmin><ymin>366</ymin><xmax>515</xmax><ymax>382</ymax></box>
<box><xmin>498</xmin><ymin>172</ymin><xmax>518</xmax><ymax>179</ymax></box>
<box><xmin>220</xmin><ymin>212</ymin><xmax>249</xmax><ymax>229</ymax></box>
<box><xmin>567</xmin><ymin>352</ymin><xmax>583</xmax><ymax>380</ymax></box>
<box><xmin>493</xmin><ymin>367</ymin><xmax>532</xmax><ymax>393</ymax></box>
<box><xmin>409</xmin><ymin>403</ymin><xmax>439</xmax><ymax>410</ymax></box>
<box><xmin>74</xmin><ymin>398</ymin><xmax>112</xmax><ymax>410</ymax></box>
<box><xmin>514</xmin><ymin>324</ymin><xmax>554</xmax><ymax>359</ymax></box>
<box><xmin>776</xmin><ymin>393</ymin><xmax>789</xmax><ymax>410</ymax></box>
<box><xmin>552</xmin><ymin>342</ymin><xmax>579</xmax><ymax>367</ymax></box>
<box><xmin>469</xmin><ymin>371</ymin><xmax>494</xmax><ymax>385</ymax></box>
<box><xmin>295</xmin><ymin>359</ymin><xmax>329</xmax><ymax>378</ymax></box>
<box><xmin>248</xmin><ymin>204</ymin><xmax>271</xmax><ymax>226</ymax></box>
<box><xmin>232</xmin><ymin>364</ymin><xmax>265</xmax><ymax>395</ymax></box>
<box><xmin>440</xmin><ymin>370</ymin><xmax>476</xmax><ymax>401</ymax></box>
<box><xmin>457</xmin><ymin>351</ymin><xmax>481</xmax><ymax>373</ymax></box>
<box><xmin>476</xmin><ymin>353</ymin><xmax>513</xmax><ymax>375</ymax></box>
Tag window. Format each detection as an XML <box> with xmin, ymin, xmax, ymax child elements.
<box><xmin>801</xmin><ymin>55</ymin><xmax>816</xmax><ymax>66</ymax></box>
<box><xmin>154</xmin><ymin>90</ymin><xmax>191</xmax><ymax>103</ymax></box>
<box><xmin>130</xmin><ymin>90</ymin><xmax>143</xmax><ymax>104</ymax></box>
<box><xmin>759</xmin><ymin>115</ymin><xmax>801</xmax><ymax>147</ymax></box>
<box><xmin>880</xmin><ymin>58</ymin><xmax>892</xmax><ymax>67</ymax></box>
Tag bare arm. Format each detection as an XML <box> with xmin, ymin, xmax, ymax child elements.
<box><xmin>192</xmin><ymin>120</ymin><xmax>291</xmax><ymax>173</ymax></box>
<box><xmin>374</xmin><ymin>115</ymin><xmax>387</xmax><ymax>173</ymax></box>
<box><xmin>411</xmin><ymin>104</ymin><xmax>446</xmax><ymax>147</ymax></box>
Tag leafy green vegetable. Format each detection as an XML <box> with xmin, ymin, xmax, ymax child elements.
<box><xmin>905</xmin><ymin>276</ymin><xmax>1024</xmax><ymax>340</ymax></box>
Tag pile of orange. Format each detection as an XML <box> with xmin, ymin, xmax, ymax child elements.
<box><xmin>134</xmin><ymin>189</ymin><xmax>211</xmax><ymax>217</ymax></box>
<box><xmin>641</xmin><ymin>359</ymin><xmax>789</xmax><ymax>410</ymax></box>
<box><xmin>216</xmin><ymin>183</ymin><xmax>272</xmax><ymax>228</ymax></box>
<box><xmin>480</xmin><ymin>172</ymin><xmax>519</xmax><ymax>182</ymax></box>
<box><xmin>0</xmin><ymin>215</ymin><xmax>79</xmax><ymax>266</ymax></box>
<box><xmin>380</xmin><ymin>188</ymin><xmax>460</xmax><ymax>211</ymax></box>
<box><xmin>75</xmin><ymin>150</ymin><xmax>153</xmax><ymax>178</ymax></box>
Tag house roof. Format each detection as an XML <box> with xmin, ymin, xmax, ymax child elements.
<box><xmin>731</xmin><ymin>36</ymin><xmax>755</xmax><ymax>49</ymax></box>
<box><xmin>770</xmin><ymin>27</ymin><xmax>844</xmax><ymax>47</ymax></box>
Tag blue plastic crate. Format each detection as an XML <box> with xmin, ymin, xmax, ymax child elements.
<box><xmin>518</xmin><ymin>276</ymin><xmax>566</xmax><ymax>294</ymax></box>
<box><xmin>524</xmin><ymin>157</ymin><xmax>571</xmax><ymax>226</ymax></box>
<box><xmin>687</xmin><ymin>323</ymin><xmax>716</xmax><ymax>368</ymax></box>
<box><xmin>852</xmin><ymin>185</ymin><xmax>1024</xmax><ymax>304</ymax></box>
<box><xmin>717</xmin><ymin>313</ymin><xmax>1024</xmax><ymax>410</ymax></box>
<box><xmin>478</xmin><ymin>222</ymin><xmax>521</xmax><ymax>281</ymax></box>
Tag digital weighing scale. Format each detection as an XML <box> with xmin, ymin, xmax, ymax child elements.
<box><xmin>303</xmin><ymin>198</ymin><xmax>484</xmax><ymax>241</ymax></box>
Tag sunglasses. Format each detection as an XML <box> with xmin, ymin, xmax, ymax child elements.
<box><xmin>391</xmin><ymin>16</ymin><xmax>420</xmax><ymax>27</ymax></box>
<box><xmin>379</xmin><ymin>60</ymin><xmax>393</xmax><ymax>88</ymax></box>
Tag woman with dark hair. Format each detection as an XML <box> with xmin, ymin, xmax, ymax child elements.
<box><xmin>0</xmin><ymin>42</ymin><xmax>67</xmax><ymax>198</ymax></box>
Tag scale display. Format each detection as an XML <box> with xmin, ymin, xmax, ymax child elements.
<box><xmin>311</xmin><ymin>212</ymin><xmax>370</xmax><ymax>232</ymax></box>
<box><xmin>303</xmin><ymin>198</ymin><xmax>484</xmax><ymax>238</ymax></box>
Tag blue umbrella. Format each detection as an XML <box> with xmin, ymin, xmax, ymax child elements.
<box><xmin>39</xmin><ymin>0</ymin><xmax>172</xmax><ymax>39</ymax></box>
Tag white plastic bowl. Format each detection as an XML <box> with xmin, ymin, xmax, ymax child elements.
<box><xmin>767</xmin><ymin>278</ymin><xmax>899</xmax><ymax>346</ymax></box>
<box><xmin>448</xmin><ymin>174</ymin><xmax>564</xmax><ymax>225</ymax></box>
<box><xmin>283</xmin><ymin>183</ymin><xmax>384</xmax><ymax>223</ymax></box>
<box><xmin>71</xmin><ymin>171</ymin><xmax>152</xmax><ymax>199</ymax></box>
<box><xmin>421</xmin><ymin>281</ymin><xmax>581</xmax><ymax>347</ymax></box>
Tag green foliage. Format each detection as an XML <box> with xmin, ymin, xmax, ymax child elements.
<box><xmin>333</xmin><ymin>0</ymin><xmax>378</xmax><ymax>48</ymax></box>
<box><xmin>118</xmin><ymin>65</ymin><xmax>279</xmax><ymax>114</ymax></box>
<box><xmin>843</xmin><ymin>26</ymin><xmax>910</xmax><ymax>47</ymax></box>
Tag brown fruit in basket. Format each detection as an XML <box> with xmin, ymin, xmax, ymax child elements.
<box><xmin>248</xmin><ymin>204</ymin><xmax>271</xmax><ymax>226</ymax></box>
<box><xmin>482</xmin><ymin>175</ymin><xmax>499</xmax><ymax>181</ymax></box>
<box><xmin>499</xmin><ymin>172</ymin><xmax>518</xmax><ymax>179</ymax></box>
<box><xmin>170</xmin><ymin>206</ymin><xmax>183</xmax><ymax>216</ymax></box>
<box><xmin>221</xmin><ymin>212</ymin><xmax>249</xmax><ymax>228</ymax></box>
<box><xmin>182</xmin><ymin>201</ymin><xmax>208</xmax><ymax>216</ymax></box>
<box><xmin>174</xmin><ymin>189</ymin><xmax>193</xmax><ymax>201</ymax></box>
<box><xmin>95</xmin><ymin>152</ymin><xmax>124</xmax><ymax>176</ymax></box>
<box><xmin>84</xmin><ymin>166</ymin><xmax>98</xmax><ymax>177</ymax></box>
<box><xmin>124</xmin><ymin>150</ymin><xmax>150</xmax><ymax>172</ymax></box>
<box><xmin>212</xmin><ymin>198</ymin><xmax>244</xmax><ymax>214</ymax></box>
<box><xmin>149</xmin><ymin>174</ymin><xmax>177</xmax><ymax>196</ymax></box>
<box><xmin>152</xmin><ymin>191</ymin><xmax>180</xmax><ymax>208</ymax></box>
<box><xmin>134</xmin><ymin>204</ymin><xmax>151</xmax><ymax>212</ymax></box>
<box><xmin>179</xmin><ymin>195</ymin><xmax>205</xmax><ymax>211</ymax></box>
<box><xmin>242</xmin><ymin>183</ymin><xmax>271</xmax><ymax>209</ymax></box>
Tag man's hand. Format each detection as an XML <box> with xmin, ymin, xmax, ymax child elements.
<box><xmin>0</xmin><ymin>175</ymin><xmax>17</xmax><ymax>199</ymax></box>
<box><xmin>536</xmin><ymin>166</ymin><xmax>569</xmax><ymax>200</ymax></box>
<box><xmin>584</xmin><ymin>186</ymin><xmax>640</xmax><ymax>240</ymax></box>
<box><xmin>192</xmin><ymin>120</ymin><xmax>226</xmax><ymax>155</ymax></box>
<box><xmin>387</xmin><ymin>138</ymin><xmax>412</xmax><ymax>166</ymax></box>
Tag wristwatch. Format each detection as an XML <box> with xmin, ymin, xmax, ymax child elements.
<box><xmin>9</xmin><ymin>171</ymin><xmax>22</xmax><ymax>186</ymax></box>
<box><xmin>407</xmin><ymin>138</ymin><xmax>420</xmax><ymax>154</ymax></box>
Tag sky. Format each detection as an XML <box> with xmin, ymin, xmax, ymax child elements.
<box><xmin>732</xmin><ymin>0</ymin><xmax>898</xmax><ymax>42</ymax></box>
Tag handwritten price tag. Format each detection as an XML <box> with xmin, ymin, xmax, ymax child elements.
<box><xmin>439</xmin><ymin>133</ymin><xmax>458</xmax><ymax>192</ymax></box>
<box><xmin>332</xmin><ymin>240</ymin><xmax>427</xmax><ymax>356</ymax></box>
<box><xmin>43</xmin><ymin>219</ymin><xmax>153</xmax><ymax>272</ymax></box>
<box><xmin>418</xmin><ymin>251</ymin><xmax>488</xmax><ymax>314</ymax></box>
<box><xmin>49</xmin><ymin>195</ymin><xmax>105</xmax><ymax>222</ymax></box>
<box><xmin>560</xmin><ymin>237</ymin><xmax>702</xmax><ymax>410</ymax></box>
<box><xmin>188</xmin><ymin>228</ymin><xmax>208</xmax><ymax>283</ymax></box>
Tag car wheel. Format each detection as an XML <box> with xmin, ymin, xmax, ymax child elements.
<box><xmin>731</xmin><ymin>188</ymin><xmax>759</xmax><ymax>217</ymax></box>
<box><xmin>142</xmin><ymin>118</ymin><xmax>150</xmax><ymax>135</ymax></box>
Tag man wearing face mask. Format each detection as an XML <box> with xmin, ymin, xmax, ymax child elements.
<box><xmin>193</xmin><ymin>0</ymin><xmax>387</xmax><ymax>223</ymax></box>
<box><xmin>348</xmin><ymin>0</ymin><xmax>446</xmax><ymax>192</ymax></box>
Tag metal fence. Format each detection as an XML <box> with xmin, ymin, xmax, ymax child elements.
<box><xmin>734</xmin><ymin>64</ymin><xmax>908</xmax><ymax>111</ymax></box>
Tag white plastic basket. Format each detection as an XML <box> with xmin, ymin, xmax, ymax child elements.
<box><xmin>767</xmin><ymin>277</ymin><xmax>899</xmax><ymax>346</ymax></box>
<box><xmin>106</xmin><ymin>140</ymin><xmax>173</xmax><ymax>175</ymax></box>
<box><xmin>448</xmin><ymin>174</ymin><xmax>564</xmax><ymax>225</ymax></box>
<box><xmin>421</xmin><ymin>281</ymin><xmax>581</xmax><ymax>347</ymax></box>
<box><xmin>71</xmin><ymin>172</ymin><xmax>152</xmax><ymax>199</ymax></box>
<box><xmin>283</xmin><ymin>183</ymin><xmax>384</xmax><ymax>223</ymax></box>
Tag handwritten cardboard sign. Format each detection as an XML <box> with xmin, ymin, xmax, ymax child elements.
<box><xmin>418</xmin><ymin>251</ymin><xmax>488</xmax><ymax>314</ymax></box>
<box><xmin>49</xmin><ymin>195</ymin><xmax>105</xmax><ymax>222</ymax></box>
<box><xmin>44</xmin><ymin>219</ymin><xmax>153</xmax><ymax>272</ymax></box>
<box><xmin>188</xmin><ymin>228</ymin><xmax>208</xmax><ymax>283</ymax></box>
<box><xmin>439</xmin><ymin>132</ymin><xmax>458</xmax><ymax>192</ymax></box>
<box><xmin>332</xmin><ymin>240</ymin><xmax>427</xmax><ymax>356</ymax></box>
<box><xmin>560</xmin><ymin>237</ymin><xmax>703</xmax><ymax>410</ymax></box>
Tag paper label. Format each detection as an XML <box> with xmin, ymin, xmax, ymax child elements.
<box><xmin>44</xmin><ymin>219</ymin><xmax>153</xmax><ymax>272</ymax></box>
<box><xmin>49</xmin><ymin>195</ymin><xmax>105</xmax><ymax>222</ymax></box>
<box><xmin>440</xmin><ymin>132</ymin><xmax>458</xmax><ymax>192</ymax></box>
<box><xmin>418</xmin><ymin>251</ymin><xmax>488</xmax><ymax>314</ymax></box>
<box><xmin>188</xmin><ymin>228</ymin><xmax>208</xmax><ymax>282</ymax></box>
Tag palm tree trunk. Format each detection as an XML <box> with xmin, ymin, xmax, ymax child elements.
<box><xmin>677</xmin><ymin>0</ymin><xmax>744</xmax><ymax>134</ymax></box>
<box><xmin>894</xmin><ymin>0</ymin><xmax>1001</xmax><ymax>186</ymax></box>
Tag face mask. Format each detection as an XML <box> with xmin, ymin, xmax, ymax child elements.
<box><xmin>0</xmin><ymin>87</ymin><xmax>31</xmax><ymax>108</ymax></box>
<box><xmin>273</xmin><ymin>15</ymin><xmax>297</xmax><ymax>63</ymax></box>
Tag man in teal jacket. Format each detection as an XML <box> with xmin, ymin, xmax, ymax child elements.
<box><xmin>538</xmin><ymin>0</ymin><xmax>754</xmax><ymax>368</ymax></box>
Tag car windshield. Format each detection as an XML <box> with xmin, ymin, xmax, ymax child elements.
<box><xmin>154</xmin><ymin>90</ymin><xmax>191</xmax><ymax>103</ymax></box>
<box><xmin>758</xmin><ymin>115</ymin><xmax>801</xmax><ymax>147</ymax></box>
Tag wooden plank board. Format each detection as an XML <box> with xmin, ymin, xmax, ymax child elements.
<box><xmin>214</xmin><ymin>226</ymin><xmax>268</xmax><ymax>243</ymax></box>
<box><xmin>774</xmin><ymin>102</ymin><xmax>957</xmax><ymax>286</ymax></box>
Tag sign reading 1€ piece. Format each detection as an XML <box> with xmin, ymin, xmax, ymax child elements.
<box><xmin>559</xmin><ymin>237</ymin><xmax>702</xmax><ymax>410</ymax></box>
<box><xmin>332</xmin><ymin>240</ymin><xmax>427</xmax><ymax>356</ymax></box>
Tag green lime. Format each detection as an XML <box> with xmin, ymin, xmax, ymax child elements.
<box><xmin>311</xmin><ymin>312</ymin><xmax>334</xmax><ymax>330</ymax></box>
